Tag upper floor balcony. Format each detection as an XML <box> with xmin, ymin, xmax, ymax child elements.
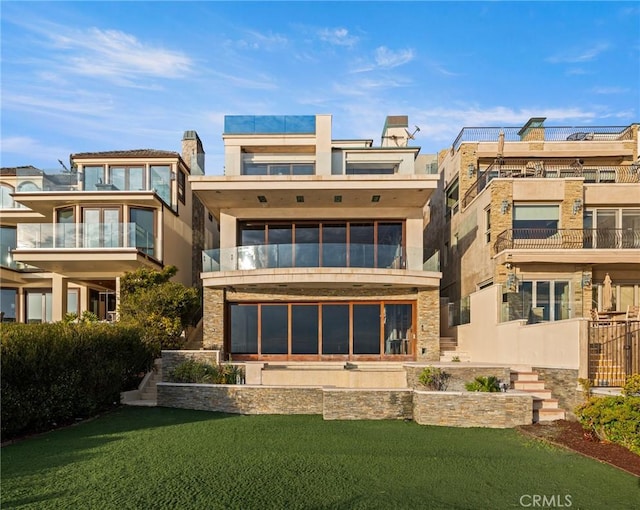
<box><xmin>12</xmin><ymin>222</ymin><xmax>160</xmax><ymax>276</ymax></box>
<box><xmin>201</xmin><ymin>244</ymin><xmax>440</xmax><ymax>289</ymax></box>
<box><xmin>224</xmin><ymin>115</ymin><xmax>317</xmax><ymax>135</ymax></box>
<box><xmin>5</xmin><ymin>165</ymin><xmax>177</xmax><ymax>211</ymax></box>
<box><xmin>452</xmin><ymin>124</ymin><xmax>636</xmax><ymax>152</ymax></box>
<box><xmin>462</xmin><ymin>160</ymin><xmax>639</xmax><ymax>207</ymax></box>
<box><xmin>493</xmin><ymin>228</ymin><xmax>640</xmax><ymax>265</ymax></box>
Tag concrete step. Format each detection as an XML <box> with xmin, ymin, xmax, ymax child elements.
<box><xmin>510</xmin><ymin>371</ymin><xmax>539</xmax><ymax>382</ymax></box>
<box><xmin>536</xmin><ymin>408</ymin><xmax>566</xmax><ymax>422</ymax></box>
<box><xmin>439</xmin><ymin>352</ymin><xmax>471</xmax><ymax>362</ymax></box>
<box><xmin>513</xmin><ymin>380</ymin><xmax>546</xmax><ymax>391</ymax></box>
<box><xmin>521</xmin><ymin>389</ymin><xmax>553</xmax><ymax>400</ymax></box>
<box><xmin>533</xmin><ymin>398</ymin><xmax>559</xmax><ymax>410</ymax></box>
<box><xmin>439</xmin><ymin>337</ymin><xmax>457</xmax><ymax>352</ymax></box>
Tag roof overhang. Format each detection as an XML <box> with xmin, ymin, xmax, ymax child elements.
<box><xmin>190</xmin><ymin>175</ymin><xmax>438</xmax><ymax>216</ymax></box>
<box><xmin>11</xmin><ymin>249</ymin><xmax>161</xmax><ymax>277</ymax></box>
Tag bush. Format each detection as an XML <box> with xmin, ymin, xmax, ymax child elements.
<box><xmin>576</xmin><ymin>394</ymin><xmax>640</xmax><ymax>455</ymax></box>
<box><xmin>418</xmin><ymin>366</ymin><xmax>451</xmax><ymax>391</ymax></box>
<box><xmin>622</xmin><ymin>374</ymin><xmax>640</xmax><ymax>396</ymax></box>
<box><xmin>1</xmin><ymin>323</ymin><xmax>154</xmax><ymax>440</ymax></box>
<box><xmin>119</xmin><ymin>266</ymin><xmax>200</xmax><ymax>353</ymax></box>
<box><xmin>465</xmin><ymin>375</ymin><xmax>501</xmax><ymax>392</ymax></box>
<box><xmin>168</xmin><ymin>359</ymin><xmax>245</xmax><ymax>385</ymax></box>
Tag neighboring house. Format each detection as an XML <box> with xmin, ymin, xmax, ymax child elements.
<box><xmin>0</xmin><ymin>132</ymin><xmax>217</xmax><ymax>323</ymax></box>
<box><xmin>191</xmin><ymin>114</ymin><xmax>442</xmax><ymax>361</ymax></box>
<box><xmin>425</xmin><ymin>117</ymin><xmax>639</xmax><ymax>388</ymax></box>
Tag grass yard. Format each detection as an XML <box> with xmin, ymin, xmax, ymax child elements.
<box><xmin>1</xmin><ymin>407</ymin><xmax>638</xmax><ymax>509</ymax></box>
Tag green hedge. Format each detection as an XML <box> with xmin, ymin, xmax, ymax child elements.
<box><xmin>1</xmin><ymin>323</ymin><xmax>155</xmax><ymax>440</ymax></box>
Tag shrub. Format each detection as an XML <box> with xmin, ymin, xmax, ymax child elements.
<box><xmin>575</xmin><ymin>395</ymin><xmax>640</xmax><ymax>455</ymax></box>
<box><xmin>622</xmin><ymin>374</ymin><xmax>640</xmax><ymax>396</ymax></box>
<box><xmin>119</xmin><ymin>266</ymin><xmax>200</xmax><ymax>353</ymax></box>
<box><xmin>418</xmin><ymin>366</ymin><xmax>451</xmax><ymax>391</ymax></box>
<box><xmin>168</xmin><ymin>359</ymin><xmax>245</xmax><ymax>385</ymax></box>
<box><xmin>1</xmin><ymin>322</ymin><xmax>154</xmax><ymax>440</ymax></box>
<box><xmin>465</xmin><ymin>375</ymin><xmax>501</xmax><ymax>392</ymax></box>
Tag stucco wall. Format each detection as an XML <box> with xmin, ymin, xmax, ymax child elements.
<box><xmin>456</xmin><ymin>286</ymin><xmax>584</xmax><ymax>369</ymax></box>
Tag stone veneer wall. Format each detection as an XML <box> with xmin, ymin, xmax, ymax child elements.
<box><xmin>158</xmin><ymin>384</ymin><xmax>323</xmax><ymax>414</ymax></box>
<box><xmin>413</xmin><ymin>391</ymin><xmax>533</xmax><ymax>428</ymax></box>
<box><xmin>161</xmin><ymin>350</ymin><xmax>220</xmax><ymax>382</ymax></box>
<box><xmin>322</xmin><ymin>389</ymin><xmax>413</xmax><ymax>420</ymax></box>
<box><xmin>532</xmin><ymin>367</ymin><xmax>582</xmax><ymax>419</ymax></box>
<box><xmin>158</xmin><ymin>384</ymin><xmax>533</xmax><ymax>428</ymax></box>
<box><xmin>405</xmin><ymin>365</ymin><xmax>511</xmax><ymax>391</ymax></box>
<box><xmin>203</xmin><ymin>288</ymin><xmax>224</xmax><ymax>351</ymax></box>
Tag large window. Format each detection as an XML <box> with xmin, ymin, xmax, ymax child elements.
<box><xmin>130</xmin><ymin>208</ymin><xmax>155</xmax><ymax>256</ymax></box>
<box><xmin>584</xmin><ymin>208</ymin><xmax>640</xmax><ymax>248</ymax></box>
<box><xmin>503</xmin><ymin>280</ymin><xmax>570</xmax><ymax>322</ymax></box>
<box><xmin>150</xmin><ymin>165</ymin><xmax>172</xmax><ymax>205</ymax></box>
<box><xmin>1</xmin><ymin>184</ymin><xmax>15</xmax><ymax>209</ymax></box>
<box><xmin>26</xmin><ymin>289</ymin><xmax>52</xmax><ymax>324</ymax></box>
<box><xmin>513</xmin><ymin>204</ymin><xmax>559</xmax><ymax>240</ymax></box>
<box><xmin>237</xmin><ymin>221</ymin><xmax>404</xmax><ymax>269</ymax></box>
<box><xmin>445</xmin><ymin>179</ymin><xmax>459</xmax><ymax>218</ymax></box>
<box><xmin>0</xmin><ymin>226</ymin><xmax>16</xmax><ymax>269</ymax></box>
<box><xmin>83</xmin><ymin>166</ymin><xmax>105</xmax><ymax>191</ymax></box>
<box><xmin>83</xmin><ymin>208</ymin><xmax>121</xmax><ymax>248</ymax></box>
<box><xmin>243</xmin><ymin>163</ymin><xmax>314</xmax><ymax>176</ymax></box>
<box><xmin>110</xmin><ymin>166</ymin><xmax>144</xmax><ymax>191</ymax></box>
<box><xmin>1</xmin><ymin>288</ymin><xmax>17</xmax><ymax>321</ymax></box>
<box><xmin>228</xmin><ymin>301</ymin><xmax>414</xmax><ymax>358</ymax></box>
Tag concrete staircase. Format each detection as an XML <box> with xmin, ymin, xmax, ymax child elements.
<box><xmin>439</xmin><ymin>337</ymin><xmax>471</xmax><ymax>362</ymax></box>
<box><xmin>510</xmin><ymin>370</ymin><xmax>565</xmax><ymax>422</ymax></box>
<box><xmin>122</xmin><ymin>359</ymin><xmax>162</xmax><ymax>407</ymax></box>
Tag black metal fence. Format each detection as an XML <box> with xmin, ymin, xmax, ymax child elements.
<box><xmin>588</xmin><ymin>320</ymin><xmax>640</xmax><ymax>387</ymax></box>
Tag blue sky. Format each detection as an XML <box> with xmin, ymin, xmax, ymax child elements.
<box><xmin>1</xmin><ymin>1</ymin><xmax>639</xmax><ymax>174</ymax></box>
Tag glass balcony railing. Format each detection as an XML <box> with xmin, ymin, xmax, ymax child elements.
<box><xmin>16</xmin><ymin>223</ymin><xmax>156</xmax><ymax>256</ymax></box>
<box><xmin>224</xmin><ymin>115</ymin><xmax>316</xmax><ymax>135</ymax></box>
<box><xmin>202</xmin><ymin>244</ymin><xmax>438</xmax><ymax>272</ymax></box>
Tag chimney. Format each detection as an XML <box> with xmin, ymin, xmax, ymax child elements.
<box><xmin>380</xmin><ymin>115</ymin><xmax>410</xmax><ymax>147</ymax></box>
<box><xmin>182</xmin><ymin>130</ymin><xmax>205</xmax><ymax>175</ymax></box>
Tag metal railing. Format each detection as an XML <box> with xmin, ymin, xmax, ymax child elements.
<box><xmin>16</xmin><ymin>223</ymin><xmax>155</xmax><ymax>256</ymax></box>
<box><xmin>588</xmin><ymin>320</ymin><xmax>639</xmax><ymax>386</ymax></box>
<box><xmin>462</xmin><ymin>162</ymin><xmax>639</xmax><ymax>207</ymax></box>
<box><xmin>202</xmin><ymin>243</ymin><xmax>431</xmax><ymax>272</ymax></box>
<box><xmin>452</xmin><ymin>125</ymin><xmax>634</xmax><ymax>152</ymax></box>
<box><xmin>494</xmin><ymin>228</ymin><xmax>640</xmax><ymax>253</ymax></box>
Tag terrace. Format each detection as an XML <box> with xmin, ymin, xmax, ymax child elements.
<box><xmin>462</xmin><ymin>160</ymin><xmax>639</xmax><ymax>207</ymax></box>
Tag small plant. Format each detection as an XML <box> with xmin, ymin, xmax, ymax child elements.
<box><xmin>418</xmin><ymin>366</ymin><xmax>451</xmax><ymax>391</ymax></box>
<box><xmin>465</xmin><ymin>375</ymin><xmax>501</xmax><ymax>392</ymax></box>
<box><xmin>577</xmin><ymin>377</ymin><xmax>593</xmax><ymax>399</ymax></box>
<box><xmin>168</xmin><ymin>359</ymin><xmax>245</xmax><ymax>384</ymax></box>
<box><xmin>622</xmin><ymin>374</ymin><xmax>640</xmax><ymax>396</ymax></box>
<box><xmin>451</xmin><ymin>355</ymin><xmax>461</xmax><ymax>362</ymax></box>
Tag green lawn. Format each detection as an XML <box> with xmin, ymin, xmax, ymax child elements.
<box><xmin>1</xmin><ymin>407</ymin><xmax>637</xmax><ymax>509</ymax></box>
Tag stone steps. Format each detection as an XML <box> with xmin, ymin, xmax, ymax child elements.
<box><xmin>510</xmin><ymin>369</ymin><xmax>565</xmax><ymax>423</ymax></box>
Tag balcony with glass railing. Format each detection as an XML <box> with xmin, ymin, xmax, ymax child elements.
<box><xmin>494</xmin><ymin>228</ymin><xmax>640</xmax><ymax>254</ymax></box>
<box><xmin>462</xmin><ymin>161</ymin><xmax>639</xmax><ymax>207</ymax></box>
<box><xmin>11</xmin><ymin>166</ymin><xmax>175</xmax><ymax>208</ymax></box>
<box><xmin>16</xmin><ymin>223</ymin><xmax>156</xmax><ymax>256</ymax></box>
<box><xmin>202</xmin><ymin>244</ymin><xmax>439</xmax><ymax>272</ymax></box>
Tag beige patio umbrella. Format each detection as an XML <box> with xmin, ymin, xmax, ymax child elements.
<box><xmin>603</xmin><ymin>273</ymin><xmax>613</xmax><ymax>311</ymax></box>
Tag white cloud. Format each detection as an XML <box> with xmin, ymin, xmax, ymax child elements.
<box><xmin>546</xmin><ymin>42</ymin><xmax>611</xmax><ymax>63</ymax></box>
<box><xmin>234</xmin><ymin>29</ymin><xmax>288</xmax><ymax>50</ymax></box>
<box><xmin>317</xmin><ymin>27</ymin><xmax>359</xmax><ymax>47</ymax></box>
<box><xmin>0</xmin><ymin>136</ymin><xmax>73</xmax><ymax>166</ymax></box>
<box><xmin>592</xmin><ymin>86</ymin><xmax>629</xmax><ymax>94</ymax></box>
<box><xmin>374</xmin><ymin>46</ymin><xmax>415</xmax><ymax>68</ymax></box>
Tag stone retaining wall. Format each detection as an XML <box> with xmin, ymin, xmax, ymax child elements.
<box><xmin>413</xmin><ymin>391</ymin><xmax>533</xmax><ymax>428</ymax></box>
<box><xmin>322</xmin><ymin>389</ymin><xmax>413</xmax><ymax>420</ymax></box>
<box><xmin>158</xmin><ymin>383</ymin><xmax>323</xmax><ymax>414</ymax></box>
<box><xmin>532</xmin><ymin>367</ymin><xmax>582</xmax><ymax>419</ymax></box>
<box><xmin>158</xmin><ymin>383</ymin><xmax>532</xmax><ymax>428</ymax></box>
